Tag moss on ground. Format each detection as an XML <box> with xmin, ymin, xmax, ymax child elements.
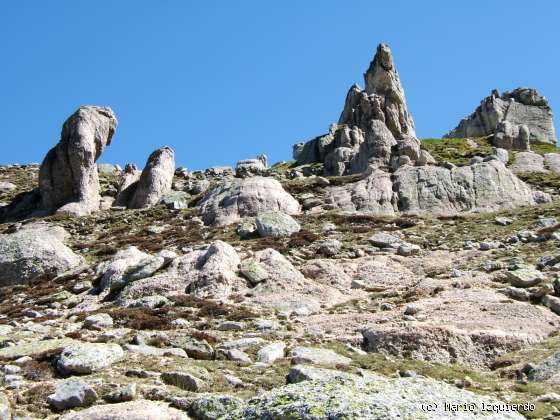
<box><xmin>531</xmin><ymin>143</ymin><xmax>560</xmax><ymax>155</ymax></box>
<box><xmin>516</xmin><ymin>171</ymin><xmax>560</xmax><ymax>190</ymax></box>
<box><xmin>421</xmin><ymin>137</ymin><xmax>493</xmax><ymax>165</ymax></box>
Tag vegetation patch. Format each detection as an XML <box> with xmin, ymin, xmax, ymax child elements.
<box><xmin>516</xmin><ymin>171</ymin><xmax>560</xmax><ymax>190</ymax></box>
<box><xmin>421</xmin><ymin>137</ymin><xmax>493</xmax><ymax>165</ymax></box>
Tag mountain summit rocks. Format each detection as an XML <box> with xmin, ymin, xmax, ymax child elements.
<box><xmin>445</xmin><ymin>88</ymin><xmax>557</xmax><ymax>147</ymax></box>
<box><xmin>39</xmin><ymin>106</ymin><xmax>117</xmax><ymax>216</ymax></box>
<box><xmin>294</xmin><ymin>43</ymin><xmax>430</xmax><ymax>176</ymax></box>
<box><xmin>293</xmin><ymin>44</ymin><xmax>549</xmax><ymax>215</ymax></box>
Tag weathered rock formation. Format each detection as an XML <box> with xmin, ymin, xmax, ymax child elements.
<box><xmin>0</xmin><ymin>223</ymin><xmax>82</xmax><ymax>286</ymax></box>
<box><xmin>39</xmin><ymin>106</ymin><xmax>117</xmax><ymax>216</ymax></box>
<box><xmin>198</xmin><ymin>177</ymin><xmax>301</xmax><ymax>226</ymax></box>
<box><xmin>294</xmin><ymin>43</ymin><xmax>431</xmax><ymax>176</ymax></box>
<box><xmin>126</xmin><ymin>147</ymin><xmax>175</xmax><ymax>209</ymax></box>
<box><xmin>445</xmin><ymin>88</ymin><xmax>557</xmax><ymax>147</ymax></box>
<box><xmin>114</xmin><ymin>163</ymin><xmax>141</xmax><ymax>207</ymax></box>
<box><xmin>236</xmin><ymin>154</ymin><xmax>268</xmax><ymax>177</ymax></box>
<box><xmin>326</xmin><ymin>160</ymin><xmax>546</xmax><ymax>215</ymax></box>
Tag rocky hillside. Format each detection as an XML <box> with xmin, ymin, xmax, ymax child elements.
<box><xmin>0</xmin><ymin>43</ymin><xmax>559</xmax><ymax>419</ymax></box>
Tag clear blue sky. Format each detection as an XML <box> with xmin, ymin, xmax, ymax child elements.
<box><xmin>1</xmin><ymin>1</ymin><xmax>558</xmax><ymax>169</ymax></box>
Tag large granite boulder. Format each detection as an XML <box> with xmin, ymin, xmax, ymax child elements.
<box><xmin>494</xmin><ymin>120</ymin><xmax>531</xmax><ymax>151</ymax></box>
<box><xmin>0</xmin><ymin>223</ymin><xmax>82</xmax><ymax>286</ymax></box>
<box><xmin>325</xmin><ymin>167</ymin><xmax>396</xmax><ymax>214</ymax></box>
<box><xmin>39</xmin><ymin>106</ymin><xmax>117</xmax><ymax>216</ymax></box>
<box><xmin>510</xmin><ymin>152</ymin><xmax>547</xmax><ymax>173</ymax></box>
<box><xmin>393</xmin><ymin>160</ymin><xmax>541</xmax><ymax>214</ymax></box>
<box><xmin>326</xmin><ymin>160</ymin><xmax>545</xmax><ymax>215</ymax></box>
<box><xmin>127</xmin><ymin>147</ymin><xmax>175</xmax><ymax>209</ymax></box>
<box><xmin>293</xmin><ymin>43</ymin><xmax>433</xmax><ymax>176</ymax></box>
<box><xmin>117</xmin><ymin>240</ymin><xmax>245</xmax><ymax>304</ymax></box>
<box><xmin>226</xmin><ymin>374</ymin><xmax>523</xmax><ymax>419</ymax></box>
<box><xmin>58</xmin><ymin>400</ymin><xmax>189</xmax><ymax>420</ymax></box>
<box><xmin>445</xmin><ymin>88</ymin><xmax>557</xmax><ymax>146</ymax></box>
<box><xmin>198</xmin><ymin>177</ymin><xmax>300</xmax><ymax>226</ymax></box>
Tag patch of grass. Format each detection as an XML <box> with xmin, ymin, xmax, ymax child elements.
<box><xmin>271</xmin><ymin>160</ymin><xmax>298</xmax><ymax>173</ymax></box>
<box><xmin>171</xmin><ymin>295</ymin><xmax>261</xmax><ymax>321</ymax></box>
<box><xmin>421</xmin><ymin>137</ymin><xmax>493</xmax><ymax>165</ymax></box>
<box><xmin>531</xmin><ymin>143</ymin><xmax>560</xmax><ymax>155</ymax></box>
<box><xmin>516</xmin><ymin>171</ymin><xmax>560</xmax><ymax>189</ymax></box>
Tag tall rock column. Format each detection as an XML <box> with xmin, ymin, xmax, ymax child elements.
<box><xmin>39</xmin><ymin>106</ymin><xmax>117</xmax><ymax>216</ymax></box>
<box><xmin>362</xmin><ymin>43</ymin><xmax>416</xmax><ymax>139</ymax></box>
<box><xmin>128</xmin><ymin>146</ymin><xmax>175</xmax><ymax>209</ymax></box>
<box><xmin>295</xmin><ymin>43</ymin><xmax>432</xmax><ymax>176</ymax></box>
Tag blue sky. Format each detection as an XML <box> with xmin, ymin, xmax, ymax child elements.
<box><xmin>1</xmin><ymin>1</ymin><xmax>558</xmax><ymax>169</ymax></box>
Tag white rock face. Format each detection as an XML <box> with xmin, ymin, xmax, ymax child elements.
<box><xmin>0</xmin><ymin>224</ymin><xmax>82</xmax><ymax>286</ymax></box>
<box><xmin>39</xmin><ymin>106</ymin><xmax>117</xmax><ymax>216</ymax></box>
<box><xmin>510</xmin><ymin>152</ymin><xmax>547</xmax><ymax>173</ymax></box>
<box><xmin>255</xmin><ymin>211</ymin><xmax>301</xmax><ymax>238</ymax></box>
<box><xmin>57</xmin><ymin>343</ymin><xmax>124</xmax><ymax>375</ymax></box>
<box><xmin>393</xmin><ymin>160</ymin><xmax>542</xmax><ymax>214</ymax></box>
<box><xmin>186</xmin><ymin>240</ymin><xmax>242</xmax><ymax>299</ymax></box>
<box><xmin>289</xmin><ymin>347</ymin><xmax>351</xmax><ymax>367</ymax></box>
<box><xmin>58</xmin><ymin>400</ymin><xmax>190</xmax><ymax>420</ymax></box>
<box><xmin>544</xmin><ymin>153</ymin><xmax>560</xmax><ymax>173</ymax></box>
<box><xmin>128</xmin><ymin>146</ymin><xmax>175</xmax><ymax>209</ymax></box>
<box><xmin>257</xmin><ymin>342</ymin><xmax>286</xmax><ymax>364</ymax></box>
<box><xmin>198</xmin><ymin>177</ymin><xmax>300</xmax><ymax>226</ymax></box>
<box><xmin>326</xmin><ymin>160</ymin><xmax>545</xmax><ymax>215</ymax></box>
<box><xmin>325</xmin><ymin>168</ymin><xmax>396</xmax><ymax>214</ymax></box>
<box><xmin>97</xmin><ymin>246</ymin><xmax>152</xmax><ymax>292</ymax></box>
<box><xmin>118</xmin><ymin>241</ymin><xmax>244</xmax><ymax>304</ymax></box>
<box><xmin>445</xmin><ymin>87</ymin><xmax>557</xmax><ymax>145</ymax></box>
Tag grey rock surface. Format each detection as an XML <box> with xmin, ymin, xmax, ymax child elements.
<box><xmin>58</xmin><ymin>400</ymin><xmax>189</xmax><ymax>420</ymax></box>
<box><xmin>544</xmin><ymin>153</ymin><xmax>560</xmax><ymax>173</ymax></box>
<box><xmin>128</xmin><ymin>146</ymin><xmax>175</xmax><ymax>209</ymax></box>
<box><xmin>255</xmin><ymin>211</ymin><xmax>301</xmax><ymax>238</ymax></box>
<box><xmin>39</xmin><ymin>106</ymin><xmax>117</xmax><ymax>216</ymax></box>
<box><xmin>494</xmin><ymin>120</ymin><xmax>531</xmax><ymax>151</ymax></box>
<box><xmin>47</xmin><ymin>379</ymin><xmax>98</xmax><ymax>410</ymax></box>
<box><xmin>226</xmin><ymin>375</ymin><xmax>523</xmax><ymax>419</ymax></box>
<box><xmin>510</xmin><ymin>152</ymin><xmax>547</xmax><ymax>173</ymax></box>
<box><xmin>393</xmin><ymin>160</ymin><xmax>541</xmax><ymax>215</ymax></box>
<box><xmin>115</xmin><ymin>163</ymin><xmax>141</xmax><ymax>207</ymax></box>
<box><xmin>236</xmin><ymin>155</ymin><xmax>268</xmax><ymax>178</ymax></box>
<box><xmin>0</xmin><ymin>224</ymin><xmax>82</xmax><ymax>286</ymax></box>
<box><xmin>445</xmin><ymin>88</ymin><xmax>556</xmax><ymax>145</ymax></box>
<box><xmin>289</xmin><ymin>346</ymin><xmax>351</xmax><ymax>366</ymax></box>
<box><xmin>198</xmin><ymin>177</ymin><xmax>300</xmax><ymax>226</ymax></box>
<box><xmin>327</xmin><ymin>160</ymin><xmax>543</xmax><ymax>216</ymax></box>
<box><xmin>191</xmin><ymin>395</ymin><xmax>244</xmax><ymax>420</ymax></box>
<box><xmin>57</xmin><ymin>343</ymin><xmax>124</xmax><ymax>375</ymax></box>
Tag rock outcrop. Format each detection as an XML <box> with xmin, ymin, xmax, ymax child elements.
<box><xmin>127</xmin><ymin>147</ymin><xmax>175</xmax><ymax>209</ymax></box>
<box><xmin>393</xmin><ymin>160</ymin><xmax>541</xmax><ymax>214</ymax></box>
<box><xmin>236</xmin><ymin>154</ymin><xmax>268</xmax><ymax>178</ymax></box>
<box><xmin>59</xmin><ymin>400</ymin><xmax>189</xmax><ymax>420</ymax></box>
<box><xmin>0</xmin><ymin>223</ymin><xmax>82</xmax><ymax>286</ymax></box>
<box><xmin>226</xmin><ymin>374</ymin><xmax>524</xmax><ymax>419</ymax></box>
<box><xmin>198</xmin><ymin>177</ymin><xmax>300</xmax><ymax>226</ymax></box>
<box><xmin>326</xmin><ymin>159</ymin><xmax>546</xmax><ymax>215</ymax></box>
<box><xmin>114</xmin><ymin>163</ymin><xmax>141</xmax><ymax>207</ymax></box>
<box><xmin>294</xmin><ymin>43</ymin><xmax>432</xmax><ymax>176</ymax></box>
<box><xmin>445</xmin><ymin>88</ymin><xmax>557</xmax><ymax>146</ymax></box>
<box><xmin>39</xmin><ymin>106</ymin><xmax>117</xmax><ymax>216</ymax></box>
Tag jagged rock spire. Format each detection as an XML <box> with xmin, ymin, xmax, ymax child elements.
<box><xmin>295</xmin><ymin>43</ymin><xmax>431</xmax><ymax>176</ymax></box>
<box><xmin>363</xmin><ymin>43</ymin><xmax>415</xmax><ymax>139</ymax></box>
